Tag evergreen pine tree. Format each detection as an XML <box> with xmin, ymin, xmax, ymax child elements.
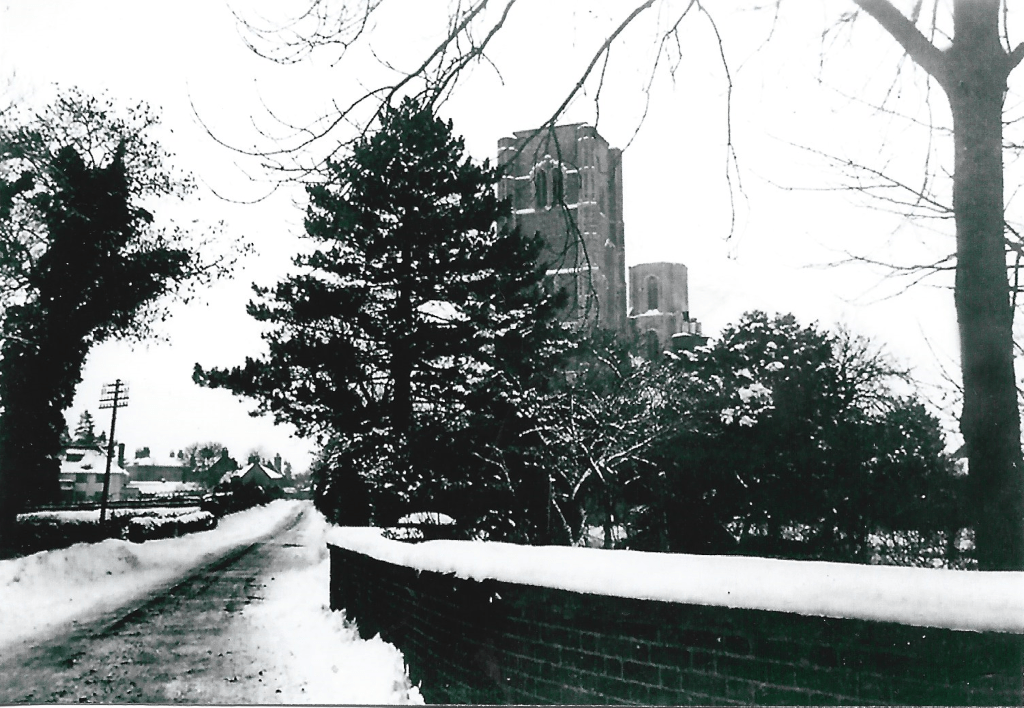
<box><xmin>196</xmin><ymin>98</ymin><xmax>568</xmax><ymax>527</ymax></box>
<box><xmin>73</xmin><ymin>411</ymin><xmax>97</xmax><ymax>446</ymax></box>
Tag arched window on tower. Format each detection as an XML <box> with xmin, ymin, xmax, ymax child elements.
<box><xmin>535</xmin><ymin>170</ymin><xmax>547</xmax><ymax>208</ymax></box>
<box><xmin>646</xmin><ymin>276</ymin><xmax>660</xmax><ymax>312</ymax></box>
<box><xmin>551</xmin><ymin>168</ymin><xmax>563</xmax><ymax>204</ymax></box>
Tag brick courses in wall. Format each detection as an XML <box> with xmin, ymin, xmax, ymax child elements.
<box><xmin>329</xmin><ymin>544</ymin><xmax>1024</xmax><ymax>705</ymax></box>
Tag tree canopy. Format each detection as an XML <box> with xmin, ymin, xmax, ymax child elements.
<box><xmin>623</xmin><ymin>312</ymin><xmax>963</xmax><ymax>565</ymax></box>
<box><xmin>73</xmin><ymin>411</ymin><xmax>99</xmax><ymax>447</ymax></box>
<box><xmin>195</xmin><ymin>98</ymin><xmax>569</xmax><ymax>528</ymax></box>
<box><xmin>0</xmin><ymin>90</ymin><xmax>229</xmax><ymax>542</ymax></box>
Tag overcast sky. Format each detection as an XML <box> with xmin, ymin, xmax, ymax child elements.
<box><xmin>2</xmin><ymin>0</ymin><xmax>1009</xmax><ymax>469</ymax></box>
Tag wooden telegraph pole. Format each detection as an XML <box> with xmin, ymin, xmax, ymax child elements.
<box><xmin>99</xmin><ymin>380</ymin><xmax>129</xmax><ymax>523</ymax></box>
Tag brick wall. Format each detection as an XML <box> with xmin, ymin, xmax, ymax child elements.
<box><xmin>329</xmin><ymin>545</ymin><xmax>1024</xmax><ymax>705</ymax></box>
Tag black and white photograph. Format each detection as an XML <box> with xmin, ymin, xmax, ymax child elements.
<box><xmin>0</xmin><ymin>1</ymin><xmax>1022</xmax><ymax>704</ymax></box>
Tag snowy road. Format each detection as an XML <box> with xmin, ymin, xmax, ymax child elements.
<box><xmin>0</xmin><ymin>503</ymin><xmax>421</xmax><ymax>704</ymax></box>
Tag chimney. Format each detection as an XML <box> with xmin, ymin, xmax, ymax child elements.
<box><xmin>118</xmin><ymin>443</ymin><xmax>125</xmax><ymax>469</ymax></box>
<box><xmin>274</xmin><ymin>454</ymin><xmax>282</xmax><ymax>474</ymax></box>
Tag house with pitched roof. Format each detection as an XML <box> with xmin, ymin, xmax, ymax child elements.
<box><xmin>59</xmin><ymin>444</ymin><xmax>129</xmax><ymax>503</ymax></box>
<box><xmin>221</xmin><ymin>459</ymin><xmax>286</xmax><ymax>490</ymax></box>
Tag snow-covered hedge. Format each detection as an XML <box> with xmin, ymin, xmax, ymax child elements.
<box><xmin>20</xmin><ymin>505</ymin><xmax>203</xmax><ymax>523</ymax></box>
<box><xmin>326</xmin><ymin>527</ymin><xmax>1024</xmax><ymax>634</ymax></box>
<box><xmin>13</xmin><ymin>516</ymin><xmax>112</xmax><ymax>553</ymax></box>
<box><xmin>112</xmin><ymin>506</ymin><xmax>203</xmax><ymax>520</ymax></box>
<box><xmin>13</xmin><ymin>506</ymin><xmax>214</xmax><ymax>552</ymax></box>
<box><xmin>126</xmin><ymin>509</ymin><xmax>217</xmax><ymax>542</ymax></box>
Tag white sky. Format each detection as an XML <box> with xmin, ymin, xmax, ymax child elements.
<box><xmin>2</xmin><ymin>0</ymin><xmax>1014</xmax><ymax>469</ymax></box>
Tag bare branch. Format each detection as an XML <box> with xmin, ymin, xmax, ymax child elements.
<box><xmin>853</xmin><ymin>0</ymin><xmax>949</xmax><ymax>86</ymax></box>
<box><xmin>537</xmin><ymin>2</ymin><xmax>659</xmax><ymax>139</ymax></box>
<box><xmin>698</xmin><ymin>2</ymin><xmax>741</xmax><ymax>239</ymax></box>
<box><xmin>1008</xmin><ymin>42</ymin><xmax>1024</xmax><ymax>72</ymax></box>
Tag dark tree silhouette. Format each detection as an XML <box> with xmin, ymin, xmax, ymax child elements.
<box><xmin>73</xmin><ymin>411</ymin><xmax>98</xmax><ymax>446</ymax></box>
<box><xmin>0</xmin><ymin>91</ymin><xmax>231</xmax><ymax>547</ymax></box>
<box><xmin>631</xmin><ymin>312</ymin><xmax>962</xmax><ymax>565</ymax></box>
<box><xmin>835</xmin><ymin>0</ymin><xmax>1024</xmax><ymax>571</ymax></box>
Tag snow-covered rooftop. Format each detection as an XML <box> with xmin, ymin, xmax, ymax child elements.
<box><xmin>247</xmin><ymin>461</ymin><xmax>283</xmax><ymax>479</ymax></box>
<box><xmin>325</xmin><ymin>528</ymin><xmax>1024</xmax><ymax>634</ymax></box>
<box><xmin>126</xmin><ymin>453</ymin><xmax>188</xmax><ymax>468</ymax></box>
<box><xmin>60</xmin><ymin>448</ymin><xmax>126</xmax><ymax>477</ymax></box>
<box><xmin>223</xmin><ymin>461</ymin><xmax>284</xmax><ymax>483</ymax></box>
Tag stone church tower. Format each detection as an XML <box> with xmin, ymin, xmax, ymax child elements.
<box><xmin>629</xmin><ymin>262</ymin><xmax>704</xmax><ymax>356</ymax></box>
<box><xmin>498</xmin><ymin>123</ymin><xmax>702</xmax><ymax>355</ymax></box>
<box><xmin>497</xmin><ymin>124</ymin><xmax>628</xmax><ymax>331</ymax></box>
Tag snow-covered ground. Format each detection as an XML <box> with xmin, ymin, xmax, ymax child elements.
<box><xmin>1</xmin><ymin>501</ymin><xmax>299</xmax><ymax>648</ymax></box>
<box><xmin>1</xmin><ymin>501</ymin><xmax>421</xmax><ymax>704</ymax></box>
<box><xmin>240</xmin><ymin>509</ymin><xmax>423</xmax><ymax>704</ymax></box>
<box><xmin>327</xmin><ymin>526</ymin><xmax>1024</xmax><ymax>634</ymax></box>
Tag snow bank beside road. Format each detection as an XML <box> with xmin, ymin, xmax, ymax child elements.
<box><xmin>241</xmin><ymin>511</ymin><xmax>423</xmax><ymax>704</ymax></box>
<box><xmin>0</xmin><ymin>500</ymin><xmax>302</xmax><ymax>650</ymax></box>
<box><xmin>327</xmin><ymin>527</ymin><xmax>1024</xmax><ymax>634</ymax></box>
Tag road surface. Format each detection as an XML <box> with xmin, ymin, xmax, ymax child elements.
<box><xmin>0</xmin><ymin>505</ymin><xmax>320</xmax><ymax>703</ymax></box>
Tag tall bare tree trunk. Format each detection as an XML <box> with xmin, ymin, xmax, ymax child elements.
<box><xmin>857</xmin><ymin>0</ymin><xmax>1024</xmax><ymax>570</ymax></box>
<box><xmin>946</xmin><ymin>2</ymin><xmax>1024</xmax><ymax>571</ymax></box>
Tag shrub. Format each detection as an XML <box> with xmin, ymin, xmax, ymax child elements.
<box><xmin>125</xmin><ymin>510</ymin><xmax>217</xmax><ymax>542</ymax></box>
<box><xmin>12</xmin><ymin>504</ymin><xmax>218</xmax><ymax>554</ymax></box>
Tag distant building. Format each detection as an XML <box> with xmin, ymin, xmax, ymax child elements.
<box><xmin>498</xmin><ymin>123</ymin><xmax>627</xmax><ymax>330</ymax></box>
<box><xmin>59</xmin><ymin>444</ymin><xmax>129</xmax><ymax>503</ymax></box>
<box><xmin>202</xmin><ymin>449</ymin><xmax>239</xmax><ymax>488</ymax></box>
<box><xmin>628</xmin><ymin>262</ymin><xmax>705</xmax><ymax>356</ymax></box>
<box><xmin>125</xmin><ymin>450</ymin><xmax>189</xmax><ymax>483</ymax></box>
<box><xmin>221</xmin><ymin>460</ymin><xmax>287</xmax><ymax>490</ymax></box>
<box><xmin>122</xmin><ymin>480</ymin><xmax>203</xmax><ymax>500</ymax></box>
<box><xmin>498</xmin><ymin>124</ymin><xmax>703</xmax><ymax>355</ymax></box>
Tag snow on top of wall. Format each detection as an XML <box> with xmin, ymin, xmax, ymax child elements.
<box><xmin>18</xmin><ymin>506</ymin><xmax>201</xmax><ymax>522</ymax></box>
<box><xmin>325</xmin><ymin>527</ymin><xmax>1024</xmax><ymax>634</ymax></box>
